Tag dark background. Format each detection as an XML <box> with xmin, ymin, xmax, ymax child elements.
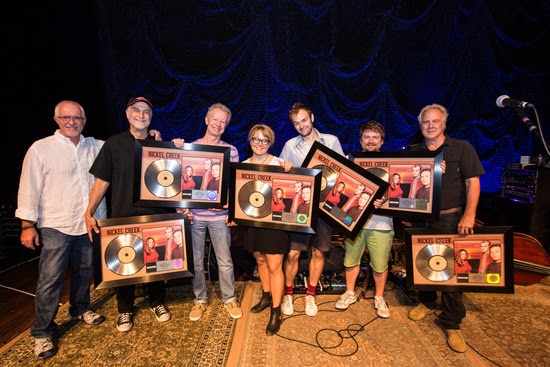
<box><xmin>6</xmin><ymin>1</ymin><xmax>549</xmax><ymax>212</ymax></box>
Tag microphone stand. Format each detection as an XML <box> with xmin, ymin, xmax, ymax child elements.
<box><xmin>514</xmin><ymin>107</ymin><xmax>550</xmax><ymax>161</ymax></box>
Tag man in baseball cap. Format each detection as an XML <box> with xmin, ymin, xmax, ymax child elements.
<box><xmin>127</xmin><ymin>96</ymin><xmax>153</xmax><ymax>109</ymax></box>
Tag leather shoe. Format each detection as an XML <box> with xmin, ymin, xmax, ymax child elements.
<box><xmin>446</xmin><ymin>329</ymin><xmax>467</xmax><ymax>353</ymax></box>
<box><xmin>408</xmin><ymin>303</ymin><xmax>434</xmax><ymax>321</ymax></box>
<box><xmin>266</xmin><ymin>306</ymin><xmax>282</xmax><ymax>336</ymax></box>
<box><xmin>251</xmin><ymin>292</ymin><xmax>272</xmax><ymax>314</ymax></box>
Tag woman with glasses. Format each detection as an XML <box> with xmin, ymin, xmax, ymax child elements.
<box><xmin>242</xmin><ymin>124</ymin><xmax>293</xmax><ymax>336</ymax></box>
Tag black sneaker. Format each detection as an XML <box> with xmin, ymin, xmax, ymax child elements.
<box><xmin>116</xmin><ymin>312</ymin><xmax>134</xmax><ymax>332</ymax></box>
<box><xmin>151</xmin><ymin>304</ymin><xmax>171</xmax><ymax>322</ymax></box>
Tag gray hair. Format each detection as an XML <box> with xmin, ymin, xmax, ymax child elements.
<box><xmin>417</xmin><ymin>103</ymin><xmax>448</xmax><ymax>125</ymax></box>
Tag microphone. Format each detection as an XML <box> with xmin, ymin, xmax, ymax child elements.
<box><xmin>496</xmin><ymin>95</ymin><xmax>534</xmax><ymax>109</ymax></box>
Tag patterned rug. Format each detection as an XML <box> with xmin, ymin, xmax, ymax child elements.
<box><xmin>237</xmin><ymin>278</ymin><xmax>550</xmax><ymax>367</ymax></box>
<box><xmin>1</xmin><ymin>281</ymin><xmax>245</xmax><ymax>367</ymax></box>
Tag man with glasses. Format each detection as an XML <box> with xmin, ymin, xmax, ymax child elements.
<box><xmin>16</xmin><ymin>100</ymin><xmax>106</xmax><ymax>359</ymax></box>
<box><xmin>279</xmin><ymin>102</ymin><xmax>344</xmax><ymax>317</ymax></box>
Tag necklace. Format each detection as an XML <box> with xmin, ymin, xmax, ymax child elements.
<box><xmin>254</xmin><ymin>154</ymin><xmax>270</xmax><ymax>164</ymax></box>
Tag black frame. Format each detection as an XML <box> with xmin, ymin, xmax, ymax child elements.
<box><xmin>302</xmin><ymin>141</ymin><xmax>389</xmax><ymax>239</ymax></box>
<box><xmin>404</xmin><ymin>226</ymin><xmax>514</xmax><ymax>293</ymax></box>
<box><xmin>349</xmin><ymin>151</ymin><xmax>443</xmax><ymax>219</ymax></box>
<box><xmin>134</xmin><ymin>140</ymin><xmax>230</xmax><ymax>208</ymax></box>
<box><xmin>229</xmin><ymin>163</ymin><xmax>322</xmax><ymax>234</ymax></box>
<box><xmin>92</xmin><ymin>213</ymin><xmax>193</xmax><ymax>289</ymax></box>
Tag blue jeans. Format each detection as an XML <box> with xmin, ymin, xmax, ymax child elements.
<box><xmin>191</xmin><ymin>220</ymin><xmax>235</xmax><ymax>304</ymax></box>
<box><xmin>31</xmin><ymin>228</ymin><xmax>94</xmax><ymax>338</ymax></box>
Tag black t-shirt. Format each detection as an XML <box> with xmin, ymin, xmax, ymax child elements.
<box><xmin>411</xmin><ymin>136</ymin><xmax>485</xmax><ymax>210</ymax></box>
<box><xmin>90</xmin><ymin>130</ymin><xmax>173</xmax><ymax>218</ymax></box>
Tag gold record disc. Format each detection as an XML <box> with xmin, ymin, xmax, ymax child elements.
<box><xmin>105</xmin><ymin>234</ymin><xmax>144</xmax><ymax>276</ymax></box>
<box><xmin>415</xmin><ymin>244</ymin><xmax>454</xmax><ymax>282</ymax></box>
<box><xmin>144</xmin><ymin>159</ymin><xmax>182</xmax><ymax>198</ymax></box>
<box><xmin>238</xmin><ymin>181</ymin><xmax>272</xmax><ymax>218</ymax></box>
<box><xmin>367</xmin><ymin>167</ymin><xmax>389</xmax><ymax>182</ymax></box>
<box><xmin>312</xmin><ymin>164</ymin><xmax>337</xmax><ymax>202</ymax></box>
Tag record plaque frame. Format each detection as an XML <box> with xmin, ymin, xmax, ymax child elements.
<box><xmin>228</xmin><ymin>163</ymin><xmax>322</xmax><ymax>234</ymax></box>
<box><xmin>92</xmin><ymin>213</ymin><xmax>193</xmax><ymax>289</ymax></box>
<box><xmin>134</xmin><ymin>140</ymin><xmax>230</xmax><ymax>208</ymax></box>
<box><xmin>404</xmin><ymin>226</ymin><xmax>514</xmax><ymax>293</ymax></box>
<box><xmin>348</xmin><ymin>151</ymin><xmax>443</xmax><ymax>219</ymax></box>
<box><xmin>302</xmin><ymin>141</ymin><xmax>389</xmax><ymax>239</ymax></box>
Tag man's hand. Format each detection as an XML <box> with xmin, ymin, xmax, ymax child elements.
<box><xmin>20</xmin><ymin>227</ymin><xmax>40</xmax><ymax>250</ymax></box>
<box><xmin>149</xmin><ymin>130</ymin><xmax>162</xmax><ymax>141</ymax></box>
<box><xmin>172</xmin><ymin>138</ymin><xmax>185</xmax><ymax>148</ymax></box>
<box><xmin>457</xmin><ymin>213</ymin><xmax>476</xmax><ymax>235</ymax></box>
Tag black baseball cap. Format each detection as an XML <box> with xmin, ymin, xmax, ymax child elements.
<box><xmin>127</xmin><ymin>96</ymin><xmax>153</xmax><ymax>109</ymax></box>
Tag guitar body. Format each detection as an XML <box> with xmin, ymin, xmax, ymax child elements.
<box><xmin>513</xmin><ymin>232</ymin><xmax>550</xmax><ymax>286</ymax></box>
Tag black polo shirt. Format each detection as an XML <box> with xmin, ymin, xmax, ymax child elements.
<box><xmin>90</xmin><ymin>130</ymin><xmax>173</xmax><ymax>218</ymax></box>
<box><xmin>411</xmin><ymin>136</ymin><xmax>485</xmax><ymax>210</ymax></box>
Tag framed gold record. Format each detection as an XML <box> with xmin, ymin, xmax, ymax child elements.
<box><xmin>405</xmin><ymin>226</ymin><xmax>514</xmax><ymax>293</ymax></box>
<box><xmin>229</xmin><ymin>163</ymin><xmax>322</xmax><ymax>234</ymax></box>
<box><xmin>134</xmin><ymin>140</ymin><xmax>230</xmax><ymax>208</ymax></box>
<box><xmin>348</xmin><ymin>151</ymin><xmax>443</xmax><ymax>219</ymax></box>
<box><xmin>93</xmin><ymin>213</ymin><xmax>193</xmax><ymax>289</ymax></box>
<box><xmin>302</xmin><ymin>141</ymin><xmax>389</xmax><ymax>240</ymax></box>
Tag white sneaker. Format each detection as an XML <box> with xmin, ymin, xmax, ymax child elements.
<box><xmin>335</xmin><ymin>291</ymin><xmax>356</xmax><ymax>310</ymax></box>
<box><xmin>281</xmin><ymin>294</ymin><xmax>294</xmax><ymax>316</ymax></box>
<box><xmin>305</xmin><ymin>295</ymin><xmax>318</xmax><ymax>317</ymax></box>
<box><xmin>374</xmin><ymin>296</ymin><xmax>390</xmax><ymax>318</ymax></box>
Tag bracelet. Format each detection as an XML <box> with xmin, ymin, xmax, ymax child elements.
<box><xmin>21</xmin><ymin>225</ymin><xmax>35</xmax><ymax>230</ymax></box>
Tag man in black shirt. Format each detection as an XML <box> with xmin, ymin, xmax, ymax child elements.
<box><xmin>85</xmin><ymin>97</ymin><xmax>174</xmax><ymax>332</ymax></box>
<box><xmin>407</xmin><ymin>104</ymin><xmax>485</xmax><ymax>353</ymax></box>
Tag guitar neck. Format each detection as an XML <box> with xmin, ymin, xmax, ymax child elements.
<box><xmin>514</xmin><ymin>259</ymin><xmax>550</xmax><ymax>275</ymax></box>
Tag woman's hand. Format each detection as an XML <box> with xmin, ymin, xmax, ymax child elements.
<box><xmin>280</xmin><ymin>160</ymin><xmax>293</xmax><ymax>172</ymax></box>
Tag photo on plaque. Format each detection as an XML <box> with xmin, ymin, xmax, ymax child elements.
<box><xmin>302</xmin><ymin>141</ymin><xmax>389</xmax><ymax>239</ymax></box>
<box><xmin>134</xmin><ymin>139</ymin><xmax>230</xmax><ymax>208</ymax></box>
<box><xmin>404</xmin><ymin>226</ymin><xmax>514</xmax><ymax>293</ymax></box>
<box><xmin>348</xmin><ymin>151</ymin><xmax>443</xmax><ymax>219</ymax></box>
<box><xmin>92</xmin><ymin>213</ymin><xmax>193</xmax><ymax>289</ymax></box>
<box><xmin>229</xmin><ymin>163</ymin><xmax>322</xmax><ymax>234</ymax></box>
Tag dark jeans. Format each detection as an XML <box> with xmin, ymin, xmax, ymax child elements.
<box><xmin>416</xmin><ymin>209</ymin><xmax>466</xmax><ymax>329</ymax></box>
<box><xmin>115</xmin><ymin>281</ymin><xmax>166</xmax><ymax>313</ymax></box>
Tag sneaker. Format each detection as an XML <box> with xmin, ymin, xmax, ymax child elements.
<box><xmin>335</xmin><ymin>291</ymin><xmax>356</xmax><ymax>310</ymax></box>
<box><xmin>408</xmin><ymin>303</ymin><xmax>434</xmax><ymax>321</ymax></box>
<box><xmin>224</xmin><ymin>300</ymin><xmax>243</xmax><ymax>319</ymax></box>
<box><xmin>72</xmin><ymin>310</ymin><xmax>105</xmax><ymax>325</ymax></box>
<box><xmin>151</xmin><ymin>304</ymin><xmax>171</xmax><ymax>322</ymax></box>
<box><xmin>374</xmin><ymin>296</ymin><xmax>390</xmax><ymax>318</ymax></box>
<box><xmin>34</xmin><ymin>337</ymin><xmax>56</xmax><ymax>360</ymax></box>
<box><xmin>190</xmin><ymin>302</ymin><xmax>207</xmax><ymax>321</ymax></box>
<box><xmin>281</xmin><ymin>294</ymin><xmax>294</xmax><ymax>316</ymax></box>
<box><xmin>116</xmin><ymin>312</ymin><xmax>134</xmax><ymax>332</ymax></box>
<box><xmin>304</xmin><ymin>295</ymin><xmax>318</xmax><ymax>317</ymax></box>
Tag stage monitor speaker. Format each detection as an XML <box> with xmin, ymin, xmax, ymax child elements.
<box><xmin>498</xmin><ymin>164</ymin><xmax>550</xmax><ymax>253</ymax></box>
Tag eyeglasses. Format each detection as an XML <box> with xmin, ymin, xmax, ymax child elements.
<box><xmin>251</xmin><ymin>137</ymin><xmax>270</xmax><ymax>145</ymax></box>
<box><xmin>56</xmin><ymin>116</ymin><xmax>86</xmax><ymax>123</ymax></box>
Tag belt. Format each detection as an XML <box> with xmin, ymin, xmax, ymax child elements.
<box><xmin>440</xmin><ymin>206</ymin><xmax>462</xmax><ymax>214</ymax></box>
